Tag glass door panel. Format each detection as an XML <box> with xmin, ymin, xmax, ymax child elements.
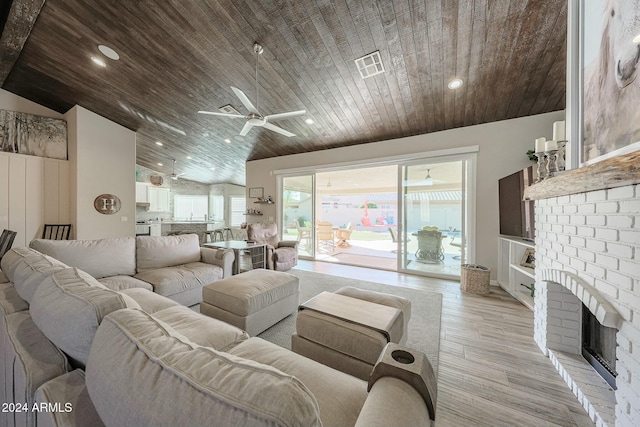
<box><xmin>282</xmin><ymin>175</ymin><xmax>314</xmax><ymax>258</ymax></box>
<box><xmin>400</xmin><ymin>160</ymin><xmax>464</xmax><ymax>277</ymax></box>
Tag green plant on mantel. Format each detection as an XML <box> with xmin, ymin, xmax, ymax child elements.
<box><xmin>526</xmin><ymin>150</ymin><xmax>538</xmax><ymax>161</ymax></box>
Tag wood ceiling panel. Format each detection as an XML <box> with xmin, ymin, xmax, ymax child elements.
<box><xmin>1</xmin><ymin>0</ymin><xmax>567</xmax><ymax>185</ymax></box>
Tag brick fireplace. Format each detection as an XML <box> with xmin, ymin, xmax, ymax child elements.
<box><xmin>527</xmin><ymin>154</ymin><xmax>639</xmax><ymax>427</ymax></box>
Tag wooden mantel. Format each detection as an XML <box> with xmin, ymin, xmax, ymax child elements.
<box><xmin>524</xmin><ymin>151</ymin><xmax>640</xmax><ymax>200</ymax></box>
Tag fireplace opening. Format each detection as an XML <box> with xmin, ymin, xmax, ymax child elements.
<box><xmin>582</xmin><ymin>304</ymin><xmax>617</xmax><ymax>389</ymax></box>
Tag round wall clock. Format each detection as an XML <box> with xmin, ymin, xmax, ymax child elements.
<box><xmin>94</xmin><ymin>194</ymin><xmax>121</xmax><ymax>215</ymax></box>
<box><xmin>150</xmin><ymin>175</ymin><xmax>164</xmax><ymax>186</ymax></box>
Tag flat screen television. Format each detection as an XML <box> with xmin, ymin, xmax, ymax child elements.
<box><xmin>498</xmin><ymin>166</ymin><xmax>535</xmax><ymax>241</ymax></box>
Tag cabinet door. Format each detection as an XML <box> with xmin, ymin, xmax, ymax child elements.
<box><xmin>157</xmin><ymin>188</ymin><xmax>170</xmax><ymax>212</ymax></box>
<box><xmin>148</xmin><ymin>187</ymin><xmax>170</xmax><ymax>212</ymax></box>
<box><xmin>149</xmin><ymin>224</ymin><xmax>162</xmax><ymax>236</ymax></box>
<box><xmin>136</xmin><ymin>182</ymin><xmax>149</xmax><ymax>203</ymax></box>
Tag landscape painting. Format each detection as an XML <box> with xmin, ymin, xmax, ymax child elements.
<box><xmin>0</xmin><ymin>109</ymin><xmax>67</xmax><ymax>160</ymax></box>
<box><xmin>582</xmin><ymin>0</ymin><xmax>640</xmax><ymax>164</ymax></box>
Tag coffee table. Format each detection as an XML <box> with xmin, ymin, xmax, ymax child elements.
<box><xmin>204</xmin><ymin>240</ymin><xmax>266</xmax><ymax>275</ymax></box>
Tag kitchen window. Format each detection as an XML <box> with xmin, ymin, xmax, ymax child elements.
<box><xmin>230</xmin><ymin>196</ymin><xmax>246</xmax><ymax>226</ymax></box>
<box><xmin>174</xmin><ymin>195</ymin><xmax>208</xmax><ymax>221</ymax></box>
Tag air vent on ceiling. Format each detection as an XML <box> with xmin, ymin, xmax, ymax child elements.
<box><xmin>355</xmin><ymin>51</ymin><xmax>385</xmax><ymax>79</ymax></box>
<box><xmin>219</xmin><ymin>104</ymin><xmax>241</xmax><ymax>115</ymax></box>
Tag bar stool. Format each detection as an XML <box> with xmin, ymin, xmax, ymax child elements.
<box><xmin>222</xmin><ymin>227</ymin><xmax>234</xmax><ymax>240</ymax></box>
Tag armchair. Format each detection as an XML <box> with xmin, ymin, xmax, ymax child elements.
<box><xmin>246</xmin><ymin>223</ymin><xmax>298</xmax><ymax>271</ymax></box>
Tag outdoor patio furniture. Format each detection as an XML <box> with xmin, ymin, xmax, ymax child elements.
<box><xmin>335</xmin><ymin>223</ymin><xmax>353</xmax><ymax>248</ymax></box>
<box><xmin>316</xmin><ymin>221</ymin><xmax>335</xmax><ymax>251</ymax></box>
<box><xmin>295</xmin><ymin>222</ymin><xmax>311</xmax><ymax>246</ymax></box>
<box><xmin>388</xmin><ymin>227</ymin><xmax>409</xmax><ymax>253</ymax></box>
<box><xmin>415</xmin><ymin>230</ymin><xmax>444</xmax><ymax>263</ymax></box>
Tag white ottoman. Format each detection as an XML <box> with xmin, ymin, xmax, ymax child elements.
<box><xmin>200</xmin><ymin>269</ymin><xmax>299</xmax><ymax>336</ymax></box>
<box><xmin>292</xmin><ymin>286</ymin><xmax>411</xmax><ymax>380</ymax></box>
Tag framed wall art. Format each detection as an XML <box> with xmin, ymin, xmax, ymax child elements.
<box><xmin>578</xmin><ymin>0</ymin><xmax>640</xmax><ymax>165</ymax></box>
<box><xmin>248</xmin><ymin>187</ymin><xmax>263</xmax><ymax>198</ymax></box>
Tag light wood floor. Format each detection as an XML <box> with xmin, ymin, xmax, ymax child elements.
<box><xmin>295</xmin><ymin>260</ymin><xmax>596</xmax><ymax>427</ymax></box>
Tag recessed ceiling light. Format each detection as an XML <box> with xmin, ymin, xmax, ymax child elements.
<box><xmin>98</xmin><ymin>44</ymin><xmax>120</xmax><ymax>60</ymax></box>
<box><xmin>210</xmin><ymin>167</ymin><xmax>215</xmax><ymax>170</ymax></box>
<box><xmin>157</xmin><ymin>163</ymin><xmax>163</xmax><ymax>166</ymax></box>
<box><xmin>91</xmin><ymin>56</ymin><xmax>106</xmax><ymax>67</ymax></box>
<box><xmin>224</xmin><ymin>138</ymin><xmax>231</xmax><ymax>144</ymax></box>
<box><xmin>305</xmin><ymin>118</ymin><xmax>314</xmax><ymax>124</ymax></box>
<box><xmin>634</xmin><ymin>34</ymin><xmax>640</xmax><ymax>44</ymax></box>
<box><xmin>186</xmin><ymin>156</ymin><xmax>192</xmax><ymax>160</ymax></box>
<box><xmin>448</xmin><ymin>78</ymin><xmax>463</xmax><ymax>89</ymax></box>
<box><xmin>155</xmin><ymin>141</ymin><xmax>163</xmax><ymax>146</ymax></box>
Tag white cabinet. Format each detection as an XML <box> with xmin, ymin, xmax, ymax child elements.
<box><xmin>149</xmin><ymin>223</ymin><xmax>162</xmax><ymax>236</ymax></box>
<box><xmin>135</xmin><ymin>182</ymin><xmax>149</xmax><ymax>204</ymax></box>
<box><xmin>148</xmin><ymin>187</ymin><xmax>170</xmax><ymax>212</ymax></box>
<box><xmin>497</xmin><ymin>237</ymin><xmax>535</xmax><ymax>310</ymax></box>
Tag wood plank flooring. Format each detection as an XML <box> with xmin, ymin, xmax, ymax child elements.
<box><xmin>295</xmin><ymin>260</ymin><xmax>596</xmax><ymax>427</ymax></box>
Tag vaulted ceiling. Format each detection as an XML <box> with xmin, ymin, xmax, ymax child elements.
<box><xmin>1</xmin><ymin>0</ymin><xmax>567</xmax><ymax>185</ymax></box>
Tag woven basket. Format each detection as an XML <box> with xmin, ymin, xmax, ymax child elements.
<box><xmin>460</xmin><ymin>264</ymin><xmax>490</xmax><ymax>295</ymax></box>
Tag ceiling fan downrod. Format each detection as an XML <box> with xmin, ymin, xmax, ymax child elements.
<box><xmin>254</xmin><ymin>42</ymin><xmax>263</xmax><ymax>113</ymax></box>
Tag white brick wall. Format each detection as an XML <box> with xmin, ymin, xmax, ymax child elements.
<box><xmin>534</xmin><ymin>184</ymin><xmax>639</xmax><ymax>427</ymax></box>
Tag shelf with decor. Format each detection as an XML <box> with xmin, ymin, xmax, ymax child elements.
<box><xmin>243</xmin><ymin>213</ymin><xmax>263</xmax><ymax>216</ymax></box>
<box><xmin>254</xmin><ymin>200</ymin><xmax>273</xmax><ymax>204</ymax></box>
<box><xmin>498</xmin><ymin>236</ymin><xmax>535</xmax><ymax>310</ymax></box>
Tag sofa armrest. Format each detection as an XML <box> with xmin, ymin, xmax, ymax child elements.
<box><xmin>355</xmin><ymin>376</ymin><xmax>431</xmax><ymax>427</ymax></box>
<box><xmin>277</xmin><ymin>240</ymin><xmax>298</xmax><ymax>249</ymax></box>
<box><xmin>200</xmin><ymin>247</ymin><xmax>235</xmax><ymax>278</ymax></box>
<box><xmin>356</xmin><ymin>343</ymin><xmax>437</xmax><ymax>427</ymax></box>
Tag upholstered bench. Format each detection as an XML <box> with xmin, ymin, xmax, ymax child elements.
<box><xmin>200</xmin><ymin>269</ymin><xmax>299</xmax><ymax>336</ymax></box>
<box><xmin>292</xmin><ymin>286</ymin><xmax>411</xmax><ymax>380</ymax></box>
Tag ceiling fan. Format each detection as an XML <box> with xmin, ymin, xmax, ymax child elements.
<box><xmin>170</xmin><ymin>159</ymin><xmax>185</xmax><ymax>180</ymax></box>
<box><xmin>198</xmin><ymin>43</ymin><xmax>306</xmax><ymax>137</ymax></box>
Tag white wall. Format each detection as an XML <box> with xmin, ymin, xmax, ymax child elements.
<box><xmin>65</xmin><ymin>106</ymin><xmax>136</xmax><ymax>239</ymax></box>
<box><xmin>0</xmin><ymin>88</ymin><xmax>65</xmax><ymax>119</ymax></box>
<box><xmin>246</xmin><ymin>111</ymin><xmax>565</xmax><ymax>278</ymax></box>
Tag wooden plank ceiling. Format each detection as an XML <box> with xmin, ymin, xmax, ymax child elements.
<box><xmin>1</xmin><ymin>0</ymin><xmax>567</xmax><ymax>185</ymax></box>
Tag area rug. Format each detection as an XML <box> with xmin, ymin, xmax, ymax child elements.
<box><xmin>257</xmin><ymin>269</ymin><xmax>442</xmax><ymax>373</ymax></box>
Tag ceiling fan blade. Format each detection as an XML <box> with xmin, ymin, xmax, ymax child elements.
<box><xmin>265</xmin><ymin>110</ymin><xmax>306</xmax><ymax>122</ymax></box>
<box><xmin>231</xmin><ymin>86</ymin><xmax>259</xmax><ymax>115</ymax></box>
<box><xmin>263</xmin><ymin>122</ymin><xmax>295</xmax><ymax>137</ymax></box>
<box><xmin>198</xmin><ymin>111</ymin><xmax>245</xmax><ymax>118</ymax></box>
<box><xmin>239</xmin><ymin>121</ymin><xmax>254</xmax><ymax>136</ymax></box>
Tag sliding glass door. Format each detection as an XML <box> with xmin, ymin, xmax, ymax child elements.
<box><xmin>399</xmin><ymin>156</ymin><xmax>475</xmax><ymax>277</ymax></box>
<box><xmin>281</xmin><ymin>175</ymin><xmax>314</xmax><ymax>258</ymax></box>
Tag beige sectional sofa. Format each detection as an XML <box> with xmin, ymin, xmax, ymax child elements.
<box><xmin>29</xmin><ymin>234</ymin><xmax>233</xmax><ymax>306</ymax></box>
<box><xmin>0</xmin><ymin>240</ymin><xmax>434</xmax><ymax>427</ymax></box>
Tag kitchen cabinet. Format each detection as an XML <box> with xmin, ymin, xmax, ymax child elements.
<box><xmin>148</xmin><ymin>187</ymin><xmax>170</xmax><ymax>212</ymax></box>
<box><xmin>149</xmin><ymin>223</ymin><xmax>162</xmax><ymax>236</ymax></box>
<box><xmin>135</xmin><ymin>182</ymin><xmax>149</xmax><ymax>204</ymax></box>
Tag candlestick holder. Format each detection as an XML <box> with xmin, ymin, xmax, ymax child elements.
<box><xmin>545</xmin><ymin>150</ymin><xmax>558</xmax><ymax>176</ymax></box>
<box><xmin>556</xmin><ymin>141</ymin><xmax>567</xmax><ymax>172</ymax></box>
<box><xmin>535</xmin><ymin>152</ymin><xmax>548</xmax><ymax>182</ymax></box>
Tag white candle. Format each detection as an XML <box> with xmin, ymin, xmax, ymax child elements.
<box><xmin>545</xmin><ymin>140</ymin><xmax>558</xmax><ymax>151</ymax></box>
<box><xmin>535</xmin><ymin>137</ymin><xmax>546</xmax><ymax>153</ymax></box>
<box><xmin>553</xmin><ymin>121</ymin><xmax>566</xmax><ymax>141</ymax></box>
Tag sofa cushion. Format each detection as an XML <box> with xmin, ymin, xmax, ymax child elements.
<box><xmin>30</xmin><ymin>237</ymin><xmax>136</xmax><ymax>278</ymax></box>
<box><xmin>153</xmin><ymin>305</ymin><xmax>248</xmax><ymax>351</ymax></box>
<box><xmin>229</xmin><ymin>337</ymin><xmax>368</xmax><ymax>427</ymax></box>
<box><xmin>30</xmin><ymin>268</ymin><xmax>140</xmax><ymax>367</ymax></box>
<box><xmin>119</xmin><ymin>288</ymin><xmax>181</xmax><ymax>313</ymax></box>
<box><xmin>0</xmin><ymin>247</ymin><xmax>68</xmax><ymax>303</ymax></box>
<box><xmin>86</xmin><ymin>309</ymin><xmax>321</xmax><ymax>427</ymax></box>
<box><xmin>34</xmin><ymin>370</ymin><xmax>105</xmax><ymax>427</ymax></box>
<box><xmin>98</xmin><ymin>275</ymin><xmax>153</xmax><ymax>292</ymax></box>
<box><xmin>134</xmin><ymin>262</ymin><xmax>223</xmax><ymax>298</ymax></box>
<box><xmin>136</xmin><ymin>234</ymin><xmax>201</xmax><ymax>272</ymax></box>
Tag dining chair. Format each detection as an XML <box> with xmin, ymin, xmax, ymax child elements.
<box><xmin>42</xmin><ymin>224</ymin><xmax>72</xmax><ymax>240</ymax></box>
<box><xmin>316</xmin><ymin>221</ymin><xmax>335</xmax><ymax>251</ymax></box>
